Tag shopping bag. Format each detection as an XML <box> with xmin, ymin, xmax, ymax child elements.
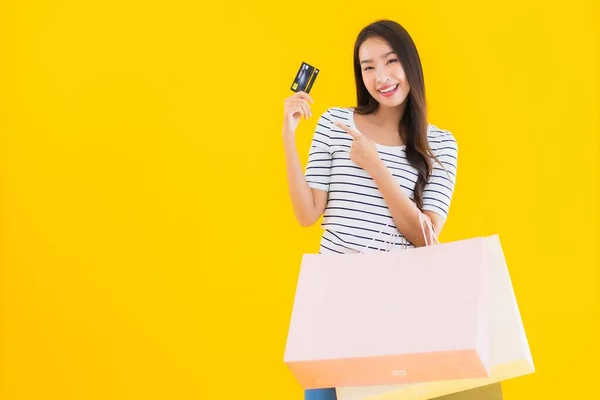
<box><xmin>283</xmin><ymin>229</ymin><xmax>492</xmax><ymax>389</ymax></box>
<box><xmin>434</xmin><ymin>384</ymin><xmax>502</xmax><ymax>400</ymax></box>
<box><xmin>335</xmin><ymin>235</ymin><xmax>534</xmax><ymax>400</ymax></box>
<box><xmin>336</xmin><ymin>383</ymin><xmax>503</xmax><ymax>400</ymax></box>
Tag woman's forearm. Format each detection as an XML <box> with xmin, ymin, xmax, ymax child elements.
<box><xmin>282</xmin><ymin>133</ymin><xmax>321</xmax><ymax>227</ymax></box>
<box><xmin>370</xmin><ymin>163</ymin><xmax>434</xmax><ymax>247</ymax></box>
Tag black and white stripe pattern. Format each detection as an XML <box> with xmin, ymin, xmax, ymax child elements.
<box><xmin>304</xmin><ymin>107</ymin><xmax>458</xmax><ymax>254</ymax></box>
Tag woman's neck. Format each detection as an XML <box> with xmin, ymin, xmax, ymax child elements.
<box><xmin>369</xmin><ymin>103</ymin><xmax>407</xmax><ymax>131</ymax></box>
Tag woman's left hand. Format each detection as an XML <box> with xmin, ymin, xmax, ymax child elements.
<box><xmin>335</xmin><ymin>121</ymin><xmax>384</xmax><ymax>176</ymax></box>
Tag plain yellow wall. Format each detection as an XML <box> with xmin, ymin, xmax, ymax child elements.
<box><xmin>1</xmin><ymin>1</ymin><xmax>598</xmax><ymax>399</ymax></box>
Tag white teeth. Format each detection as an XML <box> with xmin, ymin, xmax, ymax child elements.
<box><xmin>379</xmin><ymin>84</ymin><xmax>398</xmax><ymax>93</ymax></box>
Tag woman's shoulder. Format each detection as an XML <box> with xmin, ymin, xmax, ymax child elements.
<box><xmin>313</xmin><ymin>107</ymin><xmax>355</xmax><ymax>139</ymax></box>
<box><xmin>426</xmin><ymin>123</ymin><xmax>458</xmax><ymax>153</ymax></box>
<box><xmin>319</xmin><ymin>106</ymin><xmax>354</xmax><ymax>122</ymax></box>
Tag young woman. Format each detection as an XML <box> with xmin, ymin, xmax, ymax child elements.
<box><xmin>282</xmin><ymin>19</ymin><xmax>458</xmax><ymax>400</ymax></box>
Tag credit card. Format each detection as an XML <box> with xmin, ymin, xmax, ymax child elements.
<box><xmin>290</xmin><ymin>62</ymin><xmax>319</xmax><ymax>94</ymax></box>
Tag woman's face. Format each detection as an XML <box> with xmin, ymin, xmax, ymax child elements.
<box><xmin>358</xmin><ymin>37</ymin><xmax>410</xmax><ymax>107</ymax></box>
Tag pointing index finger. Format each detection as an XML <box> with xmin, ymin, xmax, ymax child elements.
<box><xmin>334</xmin><ymin>121</ymin><xmax>362</xmax><ymax>139</ymax></box>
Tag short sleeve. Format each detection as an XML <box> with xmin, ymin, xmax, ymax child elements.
<box><xmin>422</xmin><ymin>131</ymin><xmax>459</xmax><ymax>220</ymax></box>
<box><xmin>304</xmin><ymin>109</ymin><xmax>333</xmax><ymax>192</ymax></box>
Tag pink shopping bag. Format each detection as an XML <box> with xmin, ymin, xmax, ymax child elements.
<box><xmin>283</xmin><ymin>234</ymin><xmax>492</xmax><ymax>389</ymax></box>
<box><xmin>335</xmin><ymin>234</ymin><xmax>535</xmax><ymax>400</ymax></box>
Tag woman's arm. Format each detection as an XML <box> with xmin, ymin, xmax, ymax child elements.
<box><xmin>282</xmin><ymin>92</ymin><xmax>333</xmax><ymax>227</ymax></box>
<box><xmin>283</xmin><ymin>132</ymin><xmax>328</xmax><ymax>227</ymax></box>
<box><xmin>370</xmin><ymin>166</ymin><xmax>441</xmax><ymax>247</ymax></box>
<box><xmin>334</xmin><ymin>120</ymin><xmax>457</xmax><ymax>246</ymax></box>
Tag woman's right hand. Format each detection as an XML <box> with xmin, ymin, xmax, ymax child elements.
<box><xmin>283</xmin><ymin>91</ymin><xmax>313</xmax><ymax>136</ymax></box>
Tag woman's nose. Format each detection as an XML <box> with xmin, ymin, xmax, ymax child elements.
<box><xmin>376</xmin><ymin>74</ymin><xmax>390</xmax><ymax>85</ymax></box>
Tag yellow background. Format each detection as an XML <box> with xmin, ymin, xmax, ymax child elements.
<box><xmin>1</xmin><ymin>1</ymin><xmax>598</xmax><ymax>399</ymax></box>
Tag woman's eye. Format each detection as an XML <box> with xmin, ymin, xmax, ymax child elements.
<box><xmin>388</xmin><ymin>58</ymin><xmax>398</xmax><ymax>64</ymax></box>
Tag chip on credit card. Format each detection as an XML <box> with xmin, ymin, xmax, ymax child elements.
<box><xmin>290</xmin><ymin>62</ymin><xmax>319</xmax><ymax>94</ymax></box>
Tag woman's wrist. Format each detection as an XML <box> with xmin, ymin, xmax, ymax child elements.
<box><xmin>282</xmin><ymin>131</ymin><xmax>298</xmax><ymax>154</ymax></box>
<box><xmin>282</xmin><ymin>130</ymin><xmax>296</xmax><ymax>142</ymax></box>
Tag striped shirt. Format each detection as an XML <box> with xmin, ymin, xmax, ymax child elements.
<box><xmin>304</xmin><ymin>107</ymin><xmax>458</xmax><ymax>254</ymax></box>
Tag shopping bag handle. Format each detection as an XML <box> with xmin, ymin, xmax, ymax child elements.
<box><xmin>359</xmin><ymin>222</ymin><xmax>401</xmax><ymax>254</ymax></box>
<box><xmin>359</xmin><ymin>208</ymin><xmax>439</xmax><ymax>254</ymax></box>
<box><xmin>418</xmin><ymin>210</ymin><xmax>440</xmax><ymax>246</ymax></box>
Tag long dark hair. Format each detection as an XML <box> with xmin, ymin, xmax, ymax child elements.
<box><xmin>352</xmin><ymin>19</ymin><xmax>441</xmax><ymax>210</ymax></box>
